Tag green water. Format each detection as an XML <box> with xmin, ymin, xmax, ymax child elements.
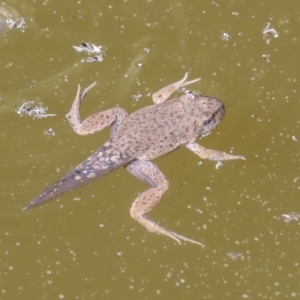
<box><xmin>0</xmin><ymin>0</ymin><xmax>300</xmax><ymax>299</ymax></box>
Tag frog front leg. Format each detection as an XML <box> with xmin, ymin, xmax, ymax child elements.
<box><xmin>186</xmin><ymin>142</ymin><xmax>245</xmax><ymax>161</ymax></box>
<box><xmin>152</xmin><ymin>73</ymin><xmax>201</xmax><ymax>104</ymax></box>
<box><xmin>66</xmin><ymin>82</ymin><xmax>128</xmax><ymax>136</ymax></box>
<box><xmin>126</xmin><ymin>160</ymin><xmax>205</xmax><ymax>247</ymax></box>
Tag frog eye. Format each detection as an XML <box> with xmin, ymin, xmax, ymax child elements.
<box><xmin>185</xmin><ymin>90</ymin><xmax>197</xmax><ymax>99</ymax></box>
<box><xmin>203</xmin><ymin>116</ymin><xmax>216</xmax><ymax>127</ymax></box>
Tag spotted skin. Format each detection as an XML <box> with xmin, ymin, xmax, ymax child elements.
<box><xmin>24</xmin><ymin>73</ymin><xmax>245</xmax><ymax>247</ymax></box>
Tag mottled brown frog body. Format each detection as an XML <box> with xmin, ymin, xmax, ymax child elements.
<box><xmin>24</xmin><ymin>73</ymin><xmax>245</xmax><ymax>247</ymax></box>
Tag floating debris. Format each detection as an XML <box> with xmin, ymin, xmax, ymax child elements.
<box><xmin>73</xmin><ymin>42</ymin><xmax>103</xmax><ymax>54</ymax></box>
<box><xmin>73</xmin><ymin>42</ymin><xmax>106</xmax><ymax>63</ymax></box>
<box><xmin>281</xmin><ymin>212</ymin><xmax>300</xmax><ymax>223</ymax></box>
<box><xmin>134</xmin><ymin>61</ymin><xmax>143</xmax><ymax>68</ymax></box>
<box><xmin>6</xmin><ymin>16</ymin><xmax>26</xmax><ymax>31</ymax></box>
<box><xmin>44</xmin><ymin>128</ymin><xmax>56</xmax><ymax>136</ymax></box>
<box><xmin>221</xmin><ymin>32</ymin><xmax>231</xmax><ymax>41</ymax></box>
<box><xmin>262</xmin><ymin>54</ymin><xmax>270</xmax><ymax>63</ymax></box>
<box><xmin>15</xmin><ymin>101</ymin><xmax>57</xmax><ymax>119</ymax></box>
<box><xmin>85</xmin><ymin>55</ymin><xmax>104</xmax><ymax>63</ymax></box>
<box><xmin>228</xmin><ymin>252</ymin><xmax>244</xmax><ymax>261</ymax></box>
<box><xmin>263</xmin><ymin>23</ymin><xmax>279</xmax><ymax>38</ymax></box>
<box><xmin>131</xmin><ymin>94</ymin><xmax>142</xmax><ymax>102</ymax></box>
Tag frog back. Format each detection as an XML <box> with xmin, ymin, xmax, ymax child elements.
<box><xmin>111</xmin><ymin>94</ymin><xmax>223</xmax><ymax>160</ymax></box>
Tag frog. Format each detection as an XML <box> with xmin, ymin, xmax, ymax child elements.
<box><xmin>23</xmin><ymin>73</ymin><xmax>245</xmax><ymax>247</ymax></box>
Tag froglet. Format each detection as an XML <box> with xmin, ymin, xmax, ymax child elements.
<box><xmin>24</xmin><ymin>73</ymin><xmax>245</xmax><ymax>247</ymax></box>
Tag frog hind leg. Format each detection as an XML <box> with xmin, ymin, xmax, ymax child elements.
<box><xmin>126</xmin><ymin>160</ymin><xmax>205</xmax><ymax>247</ymax></box>
<box><xmin>66</xmin><ymin>82</ymin><xmax>128</xmax><ymax>137</ymax></box>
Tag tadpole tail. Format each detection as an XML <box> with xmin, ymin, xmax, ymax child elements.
<box><xmin>23</xmin><ymin>143</ymin><xmax>131</xmax><ymax>210</ymax></box>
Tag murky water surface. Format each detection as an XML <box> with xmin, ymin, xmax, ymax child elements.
<box><xmin>1</xmin><ymin>0</ymin><xmax>300</xmax><ymax>299</ymax></box>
